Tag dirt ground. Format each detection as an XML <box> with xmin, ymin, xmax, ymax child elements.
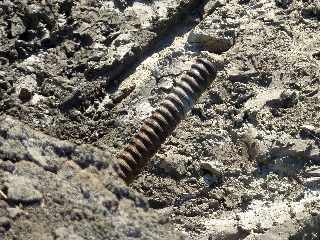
<box><xmin>0</xmin><ymin>0</ymin><xmax>320</xmax><ymax>239</ymax></box>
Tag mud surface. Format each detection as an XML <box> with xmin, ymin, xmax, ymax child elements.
<box><xmin>1</xmin><ymin>0</ymin><xmax>320</xmax><ymax>239</ymax></box>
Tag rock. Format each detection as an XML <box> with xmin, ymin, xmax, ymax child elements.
<box><xmin>275</xmin><ymin>0</ymin><xmax>292</xmax><ymax>8</ymax></box>
<box><xmin>18</xmin><ymin>87</ymin><xmax>33</xmax><ymax>102</ymax></box>
<box><xmin>273</xmin><ymin>137</ymin><xmax>320</xmax><ymax>161</ymax></box>
<box><xmin>0</xmin><ymin>80</ymin><xmax>9</xmax><ymax>90</ymax></box>
<box><xmin>237</xmin><ymin>201</ymin><xmax>293</xmax><ymax>233</ymax></box>
<box><xmin>17</xmin><ymin>75</ymin><xmax>37</xmax><ymax>102</ymax></box>
<box><xmin>30</xmin><ymin>93</ymin><xmax>46</xmax><ymax>105</ymax></box>
<box><xmin>158</xmin><ymin>153</ymin><xmax>189</xmax><ymax>178</ymax></box>
<box><xmin>200</xmin><ymin>161</ymin><xmax>224</xmax><ymax>186</ymax></box>
<box><xmin>0</xmin><ymin>217</ymin><xmax>11</xmax><ymax>231</ymax></box>
<box><xmin>303</xmin><ymin>177</ymin><xmax>320</xmax><ymax>188</ymax></box>
<box><xmin>301</xmin><ymin>2</ymin><xmax>320</xmax><ymax>20</ymax></box>
<box><xmin>208</xmin><ymin>90</ymin><xmax>224</xmax><ymax>104</ymax></box>
<box><xmin>203</xmin><ymin>0</ymin><xmax>226</xmax><ymax>16</ymax></box>
<box><xmin>244</xmin><ymin>88</ymin><xmax>282</xmax><ymax>112</ymax></box>
<box><xmin>243</xmin><ymin>222</ymin><xmax>297</xmax><ymax>240</ymax></box>
<box><xmin>305</xmin><ymin>167</ymin><xmax>320</xmax><ymax>177</ymax></box>
<box><xmin>0</xmin><ymin>161</ymin><xmax>16</xmax><ymax>173</ymax></box>
<box><xmin>54</xmin><ymin>227</ymin><xmax>85</xmax><ymax>240</ymax></box>
<box><xmin>10</xmin><ymin>15</ymin><xmax>26</xmax><ymax>37</ymax></box>
<box><xmin>257</xmin><ymin>132</ymin><xmax>320</xmax><ymax>176</ymax></box>
<box><xmin>135</xmin><ymin>100</ymin><xmax>154</xmax><ymax>120</ymax></box>
<box><xmin>188</xmin><ymin>14</ymin><xmax>239</xmax><ymax>54</ymax></box>
<box><xmin>228</xmin><ymin>69</ymin><xmax>272</xmax><ymax>87</ymax></box>
<box><xmin>300</xmin><ymin>125</ymin><xmax>320</xmax><ymax>139</ymax></box>
<box><xmin>6</xmin><ymin>176</ymin><xmax>43</xmax><ymax>204</ymax></box>
<box><xmin>240</xmin><ymin>126</ymin><xmax>263</xmax><ymax>161</ymax></box>
<box><xmin>0</xmin><ymin>115</ymin><xmax>112</xmax><ymax>171</ymax></box>
<box><xmin>126</xmin><ymin>226</ymin><xmax>142</xmax><ymax>238</ymax></box>
<box><xmin>278</xmin><ymin>89</ymin><xmax>298</xmax><ymax>108</ymax></box>
<box><xmin>7</xmin><ymin>207</ymin><xmax>24</xmax><ymax>219</ymax></box>
<box><xmin>240</xmin><ymin>125</ymin><xmax>258</xmax><ymax>143</ymax></box>
<box><xmin>238</xmin><ymin>0</ymin><xmax>250</xmax><ymax>4</ymax></box>
<box><xmin>203</xmin><ymin>218</ymin><xmax>245</xmax><ymax>240</ymax></box>
<box><xmin>200</xmin><ymin>161</ymin><xmax>223</xmax><ymax>177</ymax></box>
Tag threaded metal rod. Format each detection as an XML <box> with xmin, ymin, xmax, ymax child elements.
<box><xmin>113</xmin><ymin>58</ymin><xmax>217</xmax><ymax>184</ymax></box>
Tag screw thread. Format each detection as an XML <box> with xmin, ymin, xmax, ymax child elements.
<box><xmin>113</xmin><ymin>58</ymin><xmax>217</xmax><ymax>184</ymax></box>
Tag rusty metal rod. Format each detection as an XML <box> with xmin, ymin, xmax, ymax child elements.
<box><xmin>113</xmin><ymin>58</ymin><xmax>217</xmax><ymax>184</ymax></box>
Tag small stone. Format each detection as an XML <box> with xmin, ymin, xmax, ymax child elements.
<box><xmin>16</xmin><ymin>75</ymin><xmax>37</xmax><ymax>102</ymax></box>
<box><xmin>63</xmin><ymin>40</ymin><xmax>78</xmax><ymax>57</ymax></box>
<box><xmin>239</xmin><ymin>0</ymin><xmax>250</xmax><ymax>4</ymax></box>
<box><xmin>205</xmin><ymin>219</ymin><xmax>242</xmax><ymax>240</ymax></box>
<box><xmin>303</xmin><ymin>177</ymin><xmax>320</xmax><ymax>188</ymax></box>
<box><xmin>244</xmin><ymin>88</ymin><xmax>282</xmax><ymax>112</ymax></box>
<box><xmin>208</xmin><ymin>199</ymin><xmax>220</xmax><ymax>209</ymax></box>
<box><xmin>301</xmin><ymin>125</ymin><xmax>316</xmax><ymax>133</ymax></box>
<box><xmin>30</xmin><ymin>93</ymin><xmax>46</xmax><ymax>105</ymax></box>
<box><xmin>305</xmin><ymin>167</ymin><xmax>320</xmax><ymax>177</ymax></box>
<box><xmin>300</xmin><ymin>125</ymin><xmax>319</xmax><ymax>138</ymax></box>
<box><xmin>0</xmin><ymin>161</ymin><xmax>16</xmax><ymax>173</ymax></box>
<box><xmin>301</xmin><ymin>3</ymin><xmax>320</xmax><ymax>20</ymax></box>
<box><xmin>11</xmin><ymin>15</ymin><xmax>26</xmax><ymax>37</ymax></box>
<box><xmin>18</xmin><ymin>87</ymin><xmax>33</xmax><ymax>102</ymax></box>
<box><xmin>158</xmin><ymin>153</ymin><xmax>189</xmax><ymax>178</ymax></box>
<box><xmin>203</xmin><ymin>0</ymin><xmax>226</xmax><ymax>15</ymax></box>
<box><xmin>0</xmin><ymin>201</ymin><xmax>8</xmax><ymax>222</ymax></box>
<box><xmin>208</xmin><ymin>90</ymin><xmax>224</xmax><ymax>104</ymax></box>
<box><xmin>0</xmin><ymin>200</ymin><xmax>8</xmax><ymax>208</ymax></box>
<box><xmin>200</xmin><ymin>161</ymin><xmax>224</xmax><ymax>186</ymax></box>
<box><xmin>0</xmin><ymin>80</ymin><xmax>9</xmax><ymax>90</ymax></box>
<box><xmin>200</xmin><ymin>161</ymin><xmax>223</xmax><ymax>177</ymax></box>
<box><xmin>0</xmin><ymin>217</ymin><xmax>11</xmax><ymax>231</ymax></box>
<box><xmin>6</xmin><ymin>176</ymin><xmax>43</xmax><ymax>204</ymax></box>
<box><xmin>7</xmin><ymin>207</ymin><xmax>24</xmax><ymax>219</ymax></box>
<box><xmin>279</xmin><ymin>90</ymin><xmax>298</xmax><ymax>108</ymax></box>
<box><xmin>275</xmin><ymin>0</ymin><xmax>292</xmax><ymax>8</ymax></box>
<box><xmin>228</xmin><ymin>69</ymin><xmax>272</xmax><ymax>87</ymax></box>
<box><xmin>188</xmin><ymin>15</ymin><xmax>238</xmax><ymax>54</ymax></box>
<box><xmin>54</xmin><ymin>227</ymin><xmax>85</xmax><ymax>240</ymax></box>
<box><xmin>127</xmin><ymin>226</ymin><xmax>142</xmax><ymax>238</ymax></box>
